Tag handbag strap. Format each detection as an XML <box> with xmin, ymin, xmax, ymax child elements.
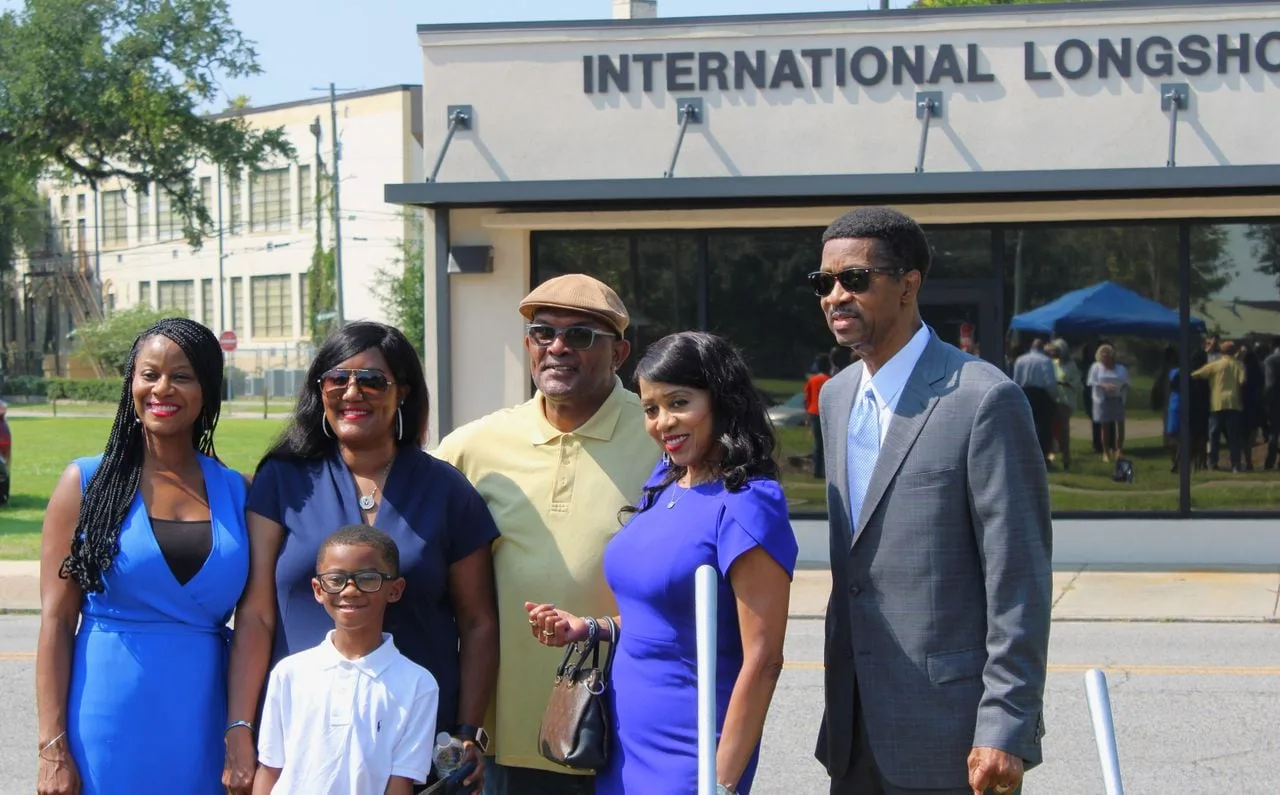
<box><xmin>598</xmin><ymin>615</ymin><xmax>619</xmax><ymax>676</ymax></box>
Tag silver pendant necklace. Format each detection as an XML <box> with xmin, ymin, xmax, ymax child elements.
<box><xmin>666</xmin><ymin>482</ymin><xmax>690</xmax><ymax>509</ymax></box>
<box><xmin>357</xmin><ymin>457</ymin><xmax>395</xmax><ymax>513</ymax></box>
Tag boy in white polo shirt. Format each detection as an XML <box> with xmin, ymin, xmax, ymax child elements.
<box><xmin>253</xmin><ymin>525</ymin><xmax>440</xmax><ymax>795</ymax></box>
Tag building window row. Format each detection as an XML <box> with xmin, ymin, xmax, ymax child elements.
<box><xmin>135</xmin><ymin>273</ymin><xmax>301</xmax><ymax>340</ymax></box>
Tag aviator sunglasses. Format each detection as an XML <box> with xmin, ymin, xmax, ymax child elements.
<box><xmin>315</xmin><ymin>569</ymin><xmax>396</xmax><ymax>594</ymax></box>
<box><xmin>806</xmin><ymin>267</ymin><xmax>905</xmax><ymax>297</ymax></box>
<box><xmin>317</xmin><ymin>368</ymin><xmax>396</xmax><ymax>395</ymax></box>
<box><xmin>525</xmin><ymin>323</ymin><xmax>619</xmax><ymax>351</ymax></box>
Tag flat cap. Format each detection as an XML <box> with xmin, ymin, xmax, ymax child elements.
<box><xmin>519</xmin><ymin>274</ymin><xmax>630</xmax><ymax>335</ymax></box>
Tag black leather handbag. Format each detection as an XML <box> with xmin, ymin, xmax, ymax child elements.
<box><xmin>536</xmin><ymin>616</ymin><xmax>618</xmax><ymax>771</ymax></box>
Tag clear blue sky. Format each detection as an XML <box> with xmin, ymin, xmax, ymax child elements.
<box><xmin>218</xmin><ymin>0</ymin><xmax>914</xmax><ymax>109</ymax></box>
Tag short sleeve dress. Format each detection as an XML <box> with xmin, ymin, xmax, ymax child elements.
<box><xmin>597</xmin><ymin>468</ymin><xmax>798</xmax><ymax>795</ymax></box>
<box><xmin>246</xmin><ymin>446</ymin><xmax>500</xmax><ymax>734</ymax></box>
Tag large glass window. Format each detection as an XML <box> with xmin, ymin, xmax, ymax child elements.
<box><xmin>298</xmin><ymin>165</ymin><xmax>313</xmax><ymax>228</ymax></box>
<box><xmin>251</xmin><ymin>274</ymin><xmax>292</xmax><ymax>338</ymax></box>
<box><xmin>101</xmin><ymin>190</ymin><xmax>128</xmax><ymax>248</ymax></box>
<box><xmin>250</xmin><ymin>168</ymin><xmax>290</xmax><ymax>233</ymax></box>
<box><xmin>706</xmin><ymin>229</ymin><xmax>830</xmax><ymax>512</ymax></box>
<box><xmin>157</xmin><ymin>280</ymin><xmax>194</xmax><ymax>317</ymax></box>
<box><xmin>201</xmin><ymin>278</ymin><xmax>214</xmax><ymax>328</ymax></box>
<box><xmin>532</xmin><ymin>233</ymin><xmax>697</xmax><ymax>386</ymax></box>
<box><xmin>156</xmin><ymin>189</ymin><xmax>180</xmax><ymax>242</ymax></box>
<box><xmin>1189</xmin><ymin>222</ymin><xmax>1280</xmax><ymax>511</ymax></box>
<box><xmin>1004</xmin><ymin>224</ymin><xmax>1182</xmax><ymax>512</ymax></box>
<box><xmin>230</xmin><ymin>277</ymin><xmax>244</xmax><ymax>336</ymax></box>
<box><xmin>532</xmin><ymin>218</ymin><xmax>1280</xmax><ymax>519</ymax></box>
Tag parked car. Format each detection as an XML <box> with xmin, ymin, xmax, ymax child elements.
<box><xmin>0</xmin><ymin>399</ymin><xmax>9</xmax><ymax>505</ymax></box>
<box><xmin>767</xmin><ymin>392</ymin><xmax>809</xmax><ymax>428</ymax></box>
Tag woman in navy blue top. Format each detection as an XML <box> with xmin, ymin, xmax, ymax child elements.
<box><xmin>222</xmin><ymin>322</ymin><xmax>499</xmax><ymax>794</ymax></box>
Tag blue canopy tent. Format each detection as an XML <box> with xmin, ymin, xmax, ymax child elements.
<box><xmin>1009</xmin><ymin>281</ymin><xmax>1205</xmax><ymax>340</ymax></box>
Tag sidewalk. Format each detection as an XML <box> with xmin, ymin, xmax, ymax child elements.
<box><xmin>4</xmin><ymin>561</ymin><xmax>1278</xmax><ymax>620</ymax></box>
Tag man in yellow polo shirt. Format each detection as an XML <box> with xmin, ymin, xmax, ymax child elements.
<box><xmin>433</xmin><ymin>274</ymin><xmax>659</xmax><ymax>795</ymax></box>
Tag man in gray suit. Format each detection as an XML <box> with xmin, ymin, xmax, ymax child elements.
<box><xmin>810</xmin><ymin>207</ymin><xmax>1053</xmax><ymax>795</ymax></box>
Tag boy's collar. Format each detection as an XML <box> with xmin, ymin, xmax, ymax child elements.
<box><xmin>321</xmin><ymin>630</ymin><xmax>398</xmax><ymax>678</ymax></box>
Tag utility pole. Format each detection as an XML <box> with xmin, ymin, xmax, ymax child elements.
<box><xmin>309</xmin><ymin>116</ymin><xmax>323</xmax><ymax>253</ymax></box>
<box><xmin>328</xmin><ymin>83</ymin><xmax>345</xmax><ymax>326</ymax></box>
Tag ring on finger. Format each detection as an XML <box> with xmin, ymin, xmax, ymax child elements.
<box><xmin>542</xmin><ymin>629</ymin><xmax>555</xmax><ymax>637</ymax></box>
<box><xmin>994</xmin><ymin>785</ymin><xmax>1013</xmax><ymax>794</ymax></box>
<box><xmin>528</xmin><ymin>619</ymin><xmax>537</xmax><ymax>626</ymax></box>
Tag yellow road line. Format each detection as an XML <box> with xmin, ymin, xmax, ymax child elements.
<box><xmin>783</xmin><ymin>660</ymin><xmax>1280</xmax><ymax>675</ymax></box>
<box><xmin>1</xmin><ymin>652</ymin><xmax>1277</xmax><ymax>676</ymax></box>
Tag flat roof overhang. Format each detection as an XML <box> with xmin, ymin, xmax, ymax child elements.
<box><xmin>386</xmin><ymin>164</ymin><xmax>1280</xmax><ymax>212</ymax></box>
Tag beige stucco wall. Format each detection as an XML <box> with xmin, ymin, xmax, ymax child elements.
<box><xmin>419</xmin><ymin>3</ymin><xmax>1280</xmax><ymax>182</ymax></box>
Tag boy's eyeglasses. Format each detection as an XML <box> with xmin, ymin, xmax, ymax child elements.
<box><xmin>806</xmin><ymin>267</ymin><xmax>904</xmax><ymax>297</ymax></box>
<box><xmin>525</xmin><ymin>323</ymin><xmax>617</xmax><ymax>350</ymax></box>
<box><xmin>317</xmin><ymin>368</ymin><xmax>396</xmax><ymax>395</ymax></box>
<box><xmin>315</xmin><ymin>570</ymin><xmax>396</xmax><ymax>594</ymax></box>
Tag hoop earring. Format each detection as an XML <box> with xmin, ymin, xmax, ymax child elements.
<box><xmin>662</xmin><ymin>452</ymin><xmax>671</xmax><ymax>468</ymax></box>
<box><xmin>321</xmin><ymin>417</ymin><xmax>333</xmax><ymax>438</ymax></box>
<box><xmin>396</xmin><ymin>407</ymin><xmax>404</xmax><ymax>442</ymax></box>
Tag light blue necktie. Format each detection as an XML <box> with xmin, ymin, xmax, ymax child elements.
<box><xmin>846</xmin><ymin>386</ymin><xmax>882</xmax><ymax>539</ymax></box>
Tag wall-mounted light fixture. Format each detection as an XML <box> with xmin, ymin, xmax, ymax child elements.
<box><xmin>663</xmin><ymin>98</ymin><xmax>704</xmax><ymax>178</ymax></box>
<box><xmin>427</xmin><ymin>105</ymin><xmax>473</xmax><ymax>183</ymax></box>
<box><xmin>914</xmin><ymin>91</ymin><xmax>943</xmax><ymax>174</ymax></box>
<box><xmin>1161</xmin><ymin>84</ymin><xmax>1189</xmax><ymax>168</ymax></box>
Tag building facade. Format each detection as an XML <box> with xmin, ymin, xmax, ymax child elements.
<box><xmin>390</xmin><ymin>0</ymin><xmax>1280</xmax><ymax>566</ymax></box>
<box><xmin>12</xmin><ymin>84</ymin><xmax>424</xmax><ymax>378</ymax></box>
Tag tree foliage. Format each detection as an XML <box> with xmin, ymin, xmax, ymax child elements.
<box><xmin>74</xmin><ymin>303</ymin><xmax>171</xmax><ymax>375</ymax></box>
<box><xmin>372</xmin><ymin>219</ymin><xmax>426</xmax><ymax>358</ymax></box>
<box><xmin>0</xmin><ymin>0</ymin><xmax>295</xmax><ymax>250</ymax></box>
<box><xmin>307</xmin><ymin>245</ymin><xmax>338</xmax><ymax>343</ymax></box>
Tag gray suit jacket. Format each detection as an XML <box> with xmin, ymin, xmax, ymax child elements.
<box><xmin>813</xmin><ymin>332</ymin><xmax>1053</xmax><ymax>790</ymax></box>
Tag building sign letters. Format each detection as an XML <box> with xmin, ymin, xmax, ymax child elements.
<box><xmin>582</xmin><ymin>33</ymin><xmax>1280</xmax><ymax>94</ymax></box>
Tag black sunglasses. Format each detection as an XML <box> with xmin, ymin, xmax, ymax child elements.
<box><xmin>525</xmin><ymin>323</ymin><xmax>618</xmax><ymax>350</ymax></box>
<box><xmin>315</xmin><ymin>569</ymin><xmax>396</xmax><ymax>594</ymax></box>
<box><xmin>806</xmin><ymin>267</ymin><xmax>904</xmax><ymax>297</ymax></box>
<box><xmin>317</xmin><ymin>368</ymin><xmax>396</xmax><ymax>395</ymax></box>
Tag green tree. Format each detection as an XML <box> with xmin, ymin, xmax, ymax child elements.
<box><xmin>1246</xmin><ymin>223</ymin><xmax>1280</xmax><ymax>292</ymax></box>
<box><xmin>372</xmin><ymin>219</ymin><xmax>426</xmax><ymax>357</ymax></box>
<box><xmin>307</xmin><ymin>245</ymin><xmax>338</xmax><ymax>342</ymax></box>
<box><xmin>74</xmin><ymin>304</ymin><xmax>171</xmax><ymax>375</ymax></box>
<box><xmin>0</xmin><ymin>0</ymin><xmax>295</xmax><ymax>251</ymax></box>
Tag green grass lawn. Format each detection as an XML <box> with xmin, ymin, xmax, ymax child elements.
<box><xmin>0</xmin><ymin>417</ymin><xmax>287</xmax><ymax>559</ymax></box>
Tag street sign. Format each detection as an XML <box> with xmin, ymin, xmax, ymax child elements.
<box><xmin>219</xmin><ymin>331</ymin><xmax>238</xmax><ymax>353</ymax></box>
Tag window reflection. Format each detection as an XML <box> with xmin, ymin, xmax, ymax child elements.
<box><xmin>707</xmin><ymin>229</ymin><xmax>832</xmax><ymax>514</ymax></box>
<box><xmin>1190</xmin><ymin>223</ymin><xmax>1280</xmax><ymax>511</ymax></box>
<box><xmin>1004</xmin><ymin>225</ymin><xmax>1182</xmax><ymax>512</ymax></box>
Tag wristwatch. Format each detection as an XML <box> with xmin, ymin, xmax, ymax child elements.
<box><xmin>454</xmin><ymin>723</ymin><xmax>490</xmax><ymax>755</ymax></box>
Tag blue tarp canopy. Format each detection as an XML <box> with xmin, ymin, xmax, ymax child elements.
<box><xmin>1009</xmin><ymin>281</ymin><xmax>1205</xmax><ymax>340</ymax></box>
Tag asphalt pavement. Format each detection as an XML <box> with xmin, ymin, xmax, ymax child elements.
<box><xmin>3</xmin><ymin>617</ymin><xmax>1279</xmax><ymax>793</ymax></box>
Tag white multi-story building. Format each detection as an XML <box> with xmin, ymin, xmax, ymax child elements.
<box><xmin>10</xmin><ymin>84</ymin><xmax>424</xmax><ymax>377</ymax></box>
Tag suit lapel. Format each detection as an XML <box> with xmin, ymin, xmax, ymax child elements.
<box><xmin>830</xmin><ymin>364</ymin><xmax>863</xmax><ymax>549</ymax></box>
<box><xmin>852</xmin><ymin>336</ymin><xmax>950</xmax><ymax>547</ymax></box>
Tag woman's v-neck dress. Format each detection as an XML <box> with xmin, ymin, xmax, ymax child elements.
<box><xmin>597</xmin><ymin>470</ymin><xmax>798</xmax><ymax>794</ymax></box>
<box><xmin>66</xmin><ymin>454</ymin><xmax>249</xmax><ymax>795</ymax></box>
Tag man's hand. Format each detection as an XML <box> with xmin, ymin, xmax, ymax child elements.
<box><xmin>222</xmin><ymin>727</ymin><xmax>257</xmax><ymax>795</ymax></box>
<box><xmin>967</xmin><ymin>746</ymin><xmax>1023</xmax><ymax>795</ymax></box>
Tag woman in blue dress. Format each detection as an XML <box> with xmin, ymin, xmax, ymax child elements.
<box><xmin>527</xmin><ymin>331</ymin><xmax>798</xmax><ymax>795</ymax></box>
<box><xmin>35</xmin><ymin>318</ymin><xmax>249</xmax><ymax>795</ymax></box>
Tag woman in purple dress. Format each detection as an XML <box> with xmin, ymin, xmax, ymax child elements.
<box><xmin>527</xmin><ymin>331</ymin><xmax>798</xmax><ymax>795</ymax></box>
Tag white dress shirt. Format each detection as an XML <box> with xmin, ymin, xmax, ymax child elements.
<box><xmin>856</xmin><ymin>323</ymin><xmax>933</xmax><ymax>445</ymax></box>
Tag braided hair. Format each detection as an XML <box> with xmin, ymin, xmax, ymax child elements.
<box><xmin>60</xmin><ymin>317</ymin><xmax>225</xmax><ymax>593</ymax></box>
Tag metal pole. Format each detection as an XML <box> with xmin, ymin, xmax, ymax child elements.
<box><xmin>665</xmin><ymin>104</ymin><xmax>695</xmax><ymax>178</ymax></box>
<box><xmin>216</xmin><ymin>165</ymin><xmax>226</xmax><ymax>333</ymax></box>
<box><xmin>329</xmin><ymin>83</ymin><xmax>345</xmax><ymax>326</ymax></box>
<box><xmin>1085</xmin><ymin>669</ymin><xmax>1125</xmax><ymax>795</ymax></box>
<box><xmin>313</xmin><ymin>117</ymin><xmax>323</xmax><ymax>253</ymax></box>
<box><xmin>1165</xmin><ymin>95</ymin><xmax>1181</xmax><ymax>168</ymax></box>
<box><xmin>915</xmin><ymin>98</ymin><xmax>934</xmax><ymax>174</ymax></box>
<box><xmin>428</xmin><ymin>112</ymin><xmax>465</xmax><ymax>183</ymax></box>
<box><xmin>695</xmin><ymin>564</ymin><xmax>718</xmax><ymax>795</ymax></box>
